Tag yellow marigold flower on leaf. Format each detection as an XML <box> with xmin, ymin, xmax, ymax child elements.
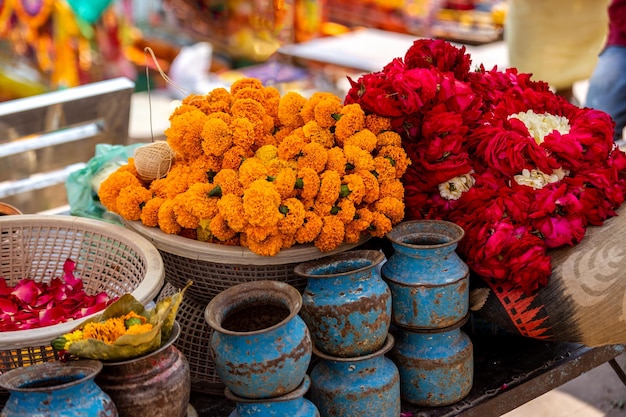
<box><xmin>222</xmin><ymin>145</ymin><xmax>253</xmax><ymax>170</ymax></box>
<box><xmin>239</xmin><ymin>157</ymin><xmax>269</xmax><ymax>189</ymax></box>
<box><xmin>378</xmin><ymin>145</ymin><xmax>411</xmax><ymax>178</ymax></box>
<box><xmin>335</xmin><ymin>198</ymin><xmax>356</xmax><ymax>224</ymax></box>
<box><xmin>244</xmin><ymin>233</ymin><xmax>283</xmax><ymax>257</ymax></box>
<box><xmin>369</xmin><ymin>211</ymin><xmax>392</xmax><ymax>238</ymax></box>
<box><xmin>341</xmin><ymin>173</ymin><xmax>366</xmax><ymax>205</ymax></box>
<box><xmin>295</xmin><ymin>211</ymin><xmax>323</xmax><ymax>244</ymax></box>
<box><xmin>278</xmin><ymin>91</ymin><xmax>306</xmax><ymax>128</ymax></box>
<box><xmin>255</xmin><ymin>145</ymin><xmax>278</xmax><ymax>164</ymax></box>
<box><xmin>356</xmin><ymin>169</ymin><xmax>381</xmax><ymax>204</ymax></box>
<box><xmin>315</xmin><ymin>216</ymin><xmax>345</xmax><ymax>252</ymax></box>
<box><xmin>379</xmin><ymin>179</ymin><xmax>405</xmax><ymax>199</ymax></box>
<box><xmin>373</xmin><ymin>156</ymin><xmax>396</xmax><ymax>184</ymax></box>
<box><xmin>278</xmin><ymin>197</ymin><xmax>305</xmax><ymax>236</ymax></box>
<box><xmin>230</xmin><ymin>77</ymin><xmax>264</xmax><ymax>95</ymax></box>
<box><xmin>197</xmin><ymin>218</ymin><xmax>213</xmax><ymax>242</ymax></box>
<box><xmin>376</xmin><ymin>131</ymin><xmax>402</xmax><ymax>149</ymax></box>
<box><xmin>317</xmin><ymin>170</ymin><xmax>341</xmax><ymax>204</ymax></box>
<box><xmin>366</xmin><ymin>114</ymin><xmax>392</xmax><ymax>135</ymax></box>
<box><xmin>140</xmin><ymin>197</ymin><xmax>165</xmax><ymax>227</ymax></box>
<box><xmin>303</xmin><ymin>120</ymin><xmax>334</xmax><ymax>148</ymax></box>
<box><xmin>344</xmin><ymin>130</ymin><xmax>377</xmax><ymax>153</ymax></box>
<box><xmin>374</xmin><ymin>196</ymin><xmax>405</xmax><ymax>224</ymax></box>
<box><xmin>231</xmin><ymin>117</ymin><xmax>256</xmax><ymax>150</ymax></box>
<box><xmin>242</xmin><ymin>179</ymin><xmax>282</xmax><ymax>227</ymax></box>
<box><xmin>116</xmin><ymin>185</ymin><xmax>152</xmax><ymax>221</ymax></box>
<box><xmin>201</xmin><ymin>117</ymin><xmax>233</xmax><ymax>157</ymax></box>
<box><xmin>217</xmin><ymin>193</ymin><xmax>248</xmax><ymax>233</ymax></box>
<box><xmin>334</xmin><ymin>103</ymin><xmax>365</xmax><ymax>145</ymax></box>
<box><xmin>298</xmin><ymin>142</ymin><xmax>328</xmax><ymax>173</ymax></box>
<box><xmin>277</xmin><ymin>129</ymin><xmax>308</xmax><ymax>161</ymax></box>
<box><xmin>325</xmin><ymin>147</ymin><xmax>347</xmax><ymax>176</ymax></box>
<box><xmin>296</xmin><ymin>167</ymin><xmax>320</xmax><ymax>200</ymax></box>
<box><xmin>314</xmin><ymin>98</ymin><xmax>343</xmax><ymax>128</ymax></box>
<box><xmin>273</xmin><ymin>167</ymin><xmax>297</xmax><ymax>199</ymax></box>
<box><xmin>99</xmin><ymin>170</ymin><xmax>143</xmax><ymax>214</ymax></box>
<box><xmin>210</xmin><ymin>213</ymin><xmax>238</xmax><ymax>241</ymax></box>
<box><xmin>157</xmin><ymin>199</ymin><xmax>182</xmax><ymax>235</ymax></box>
<box><xmin>166</xmin><ymin>109</ymin><xmax>207</xmax><ymax>161</ymax></box>
<box><xmin>344</xmin><ymin>145</ymin><xmax>375</xmax><ymax>172</ymax></box>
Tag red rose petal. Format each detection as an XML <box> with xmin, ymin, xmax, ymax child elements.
<box><xmin>11</xmin><ymin>279</ymin><xmax>41</xmax><ymax>305</ymax></box>
<box><xmin>0</xmin><ymin>298</ymin><xmax>17</xmax><ymax>314</ymax></box>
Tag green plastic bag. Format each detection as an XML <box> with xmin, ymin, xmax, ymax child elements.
<box><xmin>65</xmin><ymin>143</ymin><xmax>146</xmax><ymax>224</ymax></box>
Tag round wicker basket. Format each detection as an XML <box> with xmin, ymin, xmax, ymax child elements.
<box><xmin>124</xmin><ymin>220</ymin><xmax>369</xmax><ymax>304</ymax></box>
<box><xmin>0</xmin><ymin>215</ymin><xmax>165</xmax><ymax>372</ymax></box>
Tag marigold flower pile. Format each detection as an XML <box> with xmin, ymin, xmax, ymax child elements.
<box><xmin>346</xmin><ymin>39</ymin><xmax>626</xmax><ymax>294</ymax></box>
<box><xmin>99</xmin><ymin>78</ymin><xmax>410</xmax><ymax>256</ymax></box>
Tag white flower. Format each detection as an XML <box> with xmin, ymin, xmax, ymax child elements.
<box><xmin>438</xmin><ymin>172</ymin><xmax>475</xmax><ymax>200</ymax></box>
<box><xmin>508</xmin><ymin>109</ymin><xmax>571</xmax><ymax>144</ymax></box>
<box><xmin>513</xmin><ymin>167</ymin><xmax>570</xmax><ymax>190</ymax></box>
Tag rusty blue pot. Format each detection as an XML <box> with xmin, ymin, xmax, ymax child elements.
<box><xmin>226</xmin><ymin>375</ymin><xmax>319</xmax><ymax>417</ymax></box>
<box><xmin>0</xmin><ymin>360</ymin><xmax>117</xmax><ymax>417</ymax></box>
<box><xmin>205</xmin><ymin>280</ymin><xmax>312</xmax><ymax>399</ymax></box>
<box><xmin>295</xmin><ymin>250</ymin><xmax>391</xmax><ymax>357</ymax></box>
<box><xmin>309</xmin><ymin>335</ymin><xmax>400</xmax><ymax>417</ymax></box>
<box><xmin>382</xmin><ymin>220</ymin><xmax>469</xmax><ymax>329</ymax></box>
<box><xmin>390</xmin><ymin>322</ymin><xmax>473</xmax><ymax>406</ymax></box>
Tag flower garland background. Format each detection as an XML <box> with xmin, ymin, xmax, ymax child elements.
<box><xmin>346</xmin><ymin>39</ymin><xmax>626</xmax><ymax>294</ymax></box>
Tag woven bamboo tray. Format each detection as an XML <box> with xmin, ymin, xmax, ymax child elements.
<box><xmin>0</xmin><ymin>215</ymin><xmax>165</xmax><ymax>374</ymax></box>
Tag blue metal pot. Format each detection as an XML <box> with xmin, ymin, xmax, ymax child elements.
<box><xmin>295</xmin><ymin>250</ymin><xmax>392</xmax><ymax>357</ymax></box>
<box><xmin>390</xmin><ymin>321</ymin><xmax>473</xmax><ymax>406</ymax></box>
<box><xmin>382</xmin><ymin>220</ymin><xmax>469</xmax><ymax>329</ymax></box>
<box><xmin>205</xmin><ymin>280</ymin><xmax>312</xmax><ymax>399</ymax></box>
<box><xmin>226</xmin><ymin>375</ymin><xmax>320</xmax><ymax>417</ymax></box>
<box><xmin>309</xmin><ymin>334</ymin><xmax>400</xmax><ymax>417</ymax></box>
<box><xmin>0</xmin><ymin>360</ymin><xmax>117</xmax><ymax>417</ymax></box>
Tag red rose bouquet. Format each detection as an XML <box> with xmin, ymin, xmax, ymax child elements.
<box><xmin>346</xmin><ymin>39</ymin><xmax>626</xmax><ymax>294</ymax></box>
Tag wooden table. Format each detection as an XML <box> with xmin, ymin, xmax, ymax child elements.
<box><xmin>188</xmin><ymin>327</ymin><xmax>626</xmax><ymax>417</ymax></box>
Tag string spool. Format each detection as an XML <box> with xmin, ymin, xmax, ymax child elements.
<box><xmin>134</xmin><ymin>141</ymin><xmax>176</xmax><ymax>182</ymax></box>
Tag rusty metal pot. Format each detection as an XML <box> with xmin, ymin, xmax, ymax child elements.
<box><xmin>95</xmin><ymin>321</ymin><xmax>190</xmax><ymax>417</ymax></box>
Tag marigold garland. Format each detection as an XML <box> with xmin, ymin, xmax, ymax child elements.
<box><xmin>99</xmin><ymin>78</ymin><xmax>409</xmax><ymax>255</ymax></box>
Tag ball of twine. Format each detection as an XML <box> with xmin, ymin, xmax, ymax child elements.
<box><xmin>134</xmin><ymin>141</ymin><xmax>176</xmax><ymax>181</ymax></box>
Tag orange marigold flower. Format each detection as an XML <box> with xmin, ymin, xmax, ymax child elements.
<box><xmin>335</xmin><ymin>198</ymin><xmax>356</xmax><ymax>224</ymax></box>
<box><xmin>222</xmin><ymin>145</ymin><xmax>253</xmax><ymax>170</ymax></box>
<box><xmin>201</xmin><ymin>118</ymin><xmax>233</xmax><ymax>157</ymax></box>
<box><xmin>374</xmin><ymin>196</ymin><xmax>405</xmax><ymax>224</ymax></box>
<box><xmin>317</xmin><ymin>170</ymin><xmax>341</xmax><ymax>204</ymax></box>
<box><xmin>274</xmin><ymin>126</ymin><xmax>294</xmax><ymax>144</ymax></box>
<box><xmin>204</xmin><ymin>88</ymin><xmax>233</xmax><ymax>114</ymax></box>
<box><xmin>217</xmin><ymin>194</ymin><xmax>248</xmax><ymax>232</ymax></box>
<box><xmin>149</xmin><ymin>163</ymin><xmax>192</xmax><ymax>199</ymax></box>
<box><xmin>172</xmin><ymin>193</ymin><xmax>200</xmax><ymax>229</ymax></box>
<box><xmin>213</xmin><ymin>168</ymin><xmax>243</xmax><ymax>196</ymax></box>
<box><xmin>373</xmin><ymin>156</ymin><xmax>396</xmax><ymax>183</ymax></box>
<box><xmin>298</xmin><ymin>142</ymin><xmax>328</xmax><ymax>173</ymax></box>
<box><xmin>244</xmin><ymin>224</ymin><xmax>279</xmax><ymax>243</ymax></box>
<box><xmin>325</xmin><ymin>147</ymin><xmax>347</xmax><ymax>176</ymax></box>
<box><xmin>334</xmin><ymin>103</ymin><xmax>365</xmax><ymax>145</ymax></box>
<box><xmin>242</xmin><ymin>179</ymin><xmax>282</xmax><ymax>227</ymax></box>
<box><xmin>233</xmin><ymin>87</ymin><xmax>266</xmax><ymax>104</ymax></box>
<box><xmin>295</xmin><ymin>211</ymin><xmax>323</xmax><ymax>244</ymax></box>
<box><xmin>347</xmin><ymin>207</ymin><xmax>374</xmax><ymax>234</ymax></box>
<box><xmin>315</xmin><ymin>216</ymin><xmax>345</xmax><ymax>252</ymax></box>
<box><xmin>230</xmin><ymin>77</ymin><xmax>264</xmax><ymax>95</ymax></box>
<box><xmin>166</xmin><ymin>109</ymin><xmax>207</xmax><ymax>161</ymax></box>
<box><xmin>312</xmin><ymin>200</ymin><xmax>333</xmax><ymax>217</ymax></box>
<box><xmin>184</xmin><ymin>182</ymin><xmax>220</xmax><ymax>220</ymax></box>
<box><xmin>344</xmin><ymin>130</ymin><xmax>377</xmax><ymax>153</ymax></box>
<box><xmin>300</xmin><ymin>91</ymin><xmax>339</xmax><ymax>123</ymax></box>
<box><xmin>189</xmin><ymin>154</ymin><xmax>222</xmax><ymax>183</ymax></box>
<box><xmin>118</xmin><ymin>158</ymin><xmax>140</xmax><ymax>178</ymax></box>
<box><xmin>255</xmin><ymin>133</ymin><xmax>278</xmax><ymax>149</ymax></box>
<box><xmin>280</xmin><ymin>232</ymin><xmax>297</xmax><ymax>249</ymax></box>
<box><xmin>207</xmin><ymin>111</ymin><xmax>233</xmax><ymax>125</ymax></box>
<box><xmin>369</xmin><ymin>211</ymin><xmax>392</xmax><ymax>238</ymax></box>
<box><xmin>277</xmin><ymin>129</ymin><xmax>308</xmax><ymax>161</ymax></box>
<box><xmin>278</xmin><ymin>197</ymin><xmax>305</xmax><ymax>236</ymax></box>
<box><xmin>274</xmin><ymin>168</ymin><xmax>297</xmax><ymax>199</ymax></box>
<box><xmin>255</xmin><ymin>145</ymin><xmax>278</xmax><ymax>164</ymax></box>
<box><xmin>99</xmin><ymin>170</ymin><xmax>143</xmax><ymax>213</ymax></box>
<box><xmin>278</xmin><ymin>91</ymin><xmax>306</xmax><ymax>128</ymax></box>
<box><xmin>238</xmin><ymin>157</ymin><xmax>269</xmax><ymax>189</ymax></box>
<box><xmin>157</xmin><ymin>199</ymin><xmax>182</xmax><ymax>235</ymax></box>
<box><xmin>344</xmin><ymin>224</ymin><xmax>362</xmax><ymax>244</ymax></box>
<box><xmin>376</xmin><ymin>131</ymin><xmax>402</xmax><ymax>148</ymax></box>
<box><xmin>379</xmin><ymin>179</ymin><xmax>405</xmax><ymax>199</ymax></box>
<box><xmin>314</xmin><ymin>98</ymin><xmax>343</xmax><ymax>128</ymax></box>
<box><xmin>116</xmin><ymin>185</ymin><xmax>152</xmax><ymax>221</ymax></box>
<box><xmin>378</xmin><ymin>145</ymin><xmax>411</xmax><ymax>178</ymax></box>
<box><xmin>303</xmin><ymin>120</ymin><xmax>334</xmax><ymax>148</ymax></box>
<box><xmin>356</xmin><ymin>169</ymin><xmax>380</xmax><ymax>204</ymax></box>
<box><xmin>140</xmin><ymin>197</ymin><xmax>165</xmax><ymax>227</ymax></box>
<box><xmin>342</xmin><ymin>173</ymin><xmax>366</xmax><ymax>205</ymax></box>
<box><xmin>209</xmin><ymin>213</ymin><xmax>238</xmax><ymax>241</ymax></box>
<box><xmin>231</xmin><ymin>98</ymin><xmax>266</xmax><ymax>123</ymax></box>
<box><xmin>264</xmin><ymin>86</ymin><xmax>281</xmax><ymax>123</ymax></box>
<box><xmin>244</xmin><ymin>232</ymin><xmax>283</xmax><ymax>257</ymax></box>
<box><xmin>344</xmin><ymin>145</ymin><xmax>375</xmax><ymax>172</ymax></box>
<box><xmin>169</xmin><ymin>103</ymin><xmax>199</xmax><ymax>121</ymax></box>
<box><xmin>296</xmin><ymin>167</ymin><xmax>320</xmax><ymax>200</ymax></box>
<box><xmin>365</xmin><ymin>114</ymin><xmax>392</xmax><ymax>135</ymax></box>
<box><xmin>231</xmin><ymin>117</ymin><xmax>256</xmax><ymax>150</ymax></box>
<box><xmin>266</xmin><ymin>158</ymin><xmax>296</xmax><ymax>177</ymax></box>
